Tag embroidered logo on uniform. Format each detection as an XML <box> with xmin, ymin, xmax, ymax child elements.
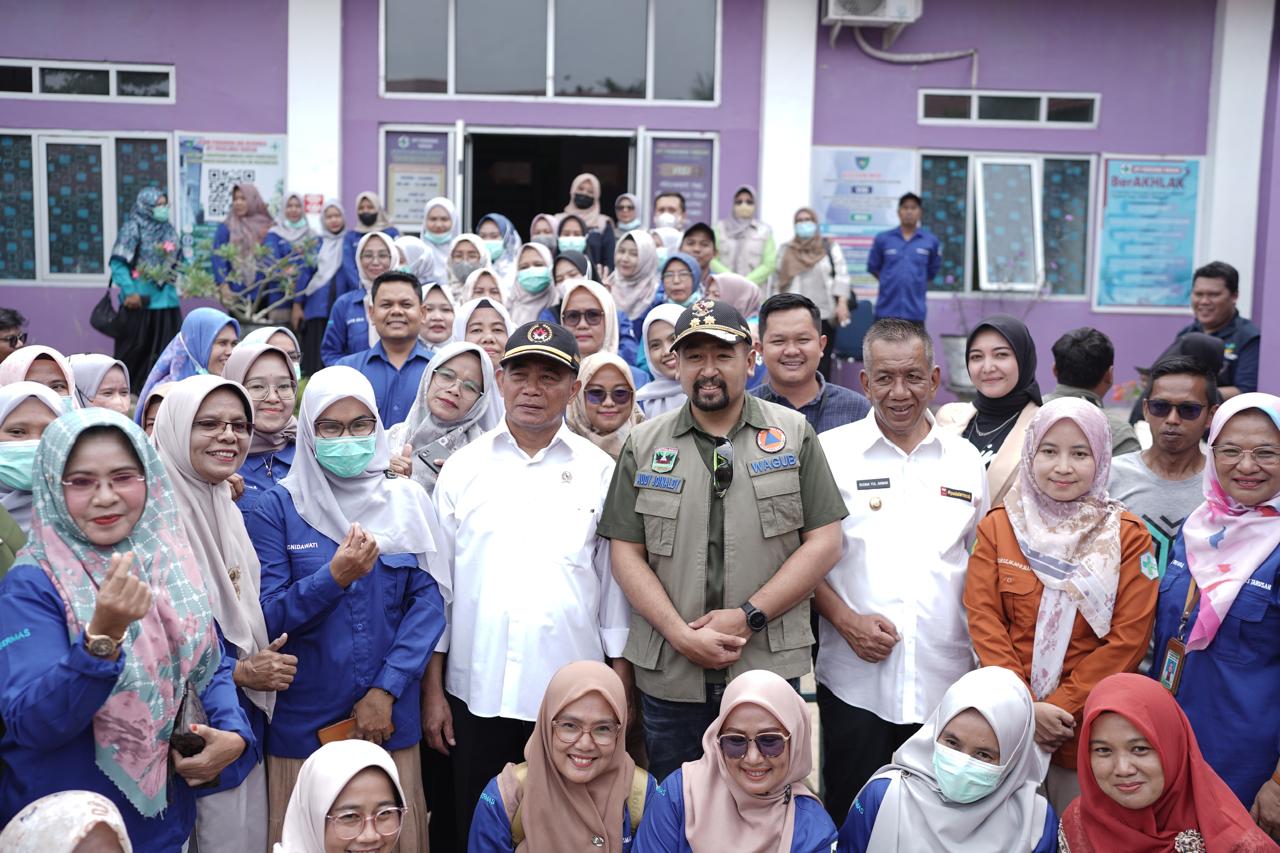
<box><xmin>1224</xmin><ymin>341</ymin><xmax>1238</xmax><ymax>361</ymax></box>
<box><xmin>634</xmin><ymin>472</ymin><xmax>684</xmax><ymax>493</ymax></box>
<box><xmin>1140</xmin><ymin>552</ymin><xmax>1160</xmax><ymax>580</ymax></box>
<box><xmin>528</xmin><ymin>323</ymin><xmax>553</xmax><ymax>343</ymax></box>
<box><xmin>651</xmin><ymin>447</ymin><xmax>678</xmax><ymax>474</ymax></box>
<box><xmin>756</xmin><ymin>427</ymin><xmax>786</xmax><ymax>453</ymax></box>
<box><xmin>690</xmin><ymin>299</ymin><xmax>715</xmax><ymax>317</ymax></box>
<box><xmin>940</xmin><ymin>486</ymin><xmax>973</xmax><ymax>503</ymax></box>
<box><xmin>749</xmin><ymin>454</ymin><xmax>798</xmax><ymax>476</ymax></box>
<box><xmin>856</xmin><ymin>478</ymin><xmax>890</xmax><ymax>490</ymax></box>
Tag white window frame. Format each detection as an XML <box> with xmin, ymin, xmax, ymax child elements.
<box><xmin>920</xmin><ymin>149</ymin><xmax>1096</xmax><ymax>301</ymax></box>
<box><xmin>973</xmin><ymin>157</ymin><xmax>1043</xmax><ymax>293</ymax></box>
<box><xmin>0</xmin><ymin>59</ymin><xmax>176</xmax><ymax>104</ymax></box>
<box><xmin>378</xmin><ymin>0</ymin><xmax>722</xmax><ymax>107</ymax></box>
<box><xmin>0</xmin><ymin>129</ymin><xmax>174</xmax><ymax>287</ymax></box>
<box><xmin>918</xmin><ymin>89</ymin><xmax>1100</xmax><ymax>129</ymax></box>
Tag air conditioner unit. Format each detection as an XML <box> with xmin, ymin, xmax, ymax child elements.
<box><xmin>823</xmin><ymin>0</ymin><xmax>922</xmax><ymax>27</ymax></box>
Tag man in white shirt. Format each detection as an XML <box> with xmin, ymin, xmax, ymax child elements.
<box><xmin>814</xmin><ymin>318</ymin><xmax>989</xmax><ymax>823</ymax></box>
<box><xmin>422</xmin><ymin>321</ymin><xmax>631</xmax><ymax>848</ymax></box>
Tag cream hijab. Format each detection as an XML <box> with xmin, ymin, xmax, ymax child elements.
<box><xmin>866</xmin><ymin>667</ymin><xmax>1049</xmax><ymax>853</ymax></box>
<box><xmin>452</xmin><ymin>299</ymin><xmax>515</xmax><ymax>431</ymax></box>
<box><xmin>354</xmin><ymin>231</ymin><xmax>399</xmax><ymax>346</ymax></box>
<box><xmin>0</xmin><ymin>790</ymin><xmax>132</xmax><ymax>853</ymax></box>
<box><xmin>151</xmin><ymin>374</ymin><xmax>274</xmax><ymax>717</ymax></box>
<box><xmin>0</xmin><ymin>382</ymin><xmax>64</xmax><ymax>529</ymax></box>
<box><xmin>560</xmin><ymin>278</ymin><xmax>621</xmax><ymax>356</ymax></box>
<box><xmin>274</xmin><ymin>740</ymin><xmax>406</xmax><ymax>853</ymax></box>
<box><xmin>564</xmin><ymin>172</ymin><xmax>611</xmax><ymax>231</ymax></box>
<box><xmin>0</xmin><ymin>345</ymin><xmax>78</xmax><ymax>403</ymax></box>
<box><xmin>506</xmin><ymin>241</ymin><xmax>557</xmax><ymax>325</ymax></box>
<box><xmin>682</xmin><ymin>670</ymin><xmax>818</xmax><ymax>853</ymax></box>
<box><xmin>565</xmin><ymin>352</ymin><xmax>644</xmax><ymax>460</ymax></box>
<box><xmin>610</xmin><ymin>230</ymin><xmax>661</xmax><ymax>320</ymax></box>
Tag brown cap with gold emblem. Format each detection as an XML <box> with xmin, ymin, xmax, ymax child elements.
<box><xmin>501</xmin><ymin>321</ymin><xmax>581</xmax><ymax>371</ymax></box>
<box><xmin>671</xmin><ymin>299</ymin><xmax>752</xmax><ymax>349</ymax></box>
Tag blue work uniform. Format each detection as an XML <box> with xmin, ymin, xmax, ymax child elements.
<box><xmin>246</xmin><ymin>487</ymin><xmax>446</xmax><ymax>759</ymax></box>
<box><xmin>0</xmin><ymin>565</ymin><xmax>253</xmax><ymax>853</ymax></box>
<box><xmin>866</xmin><ymin>227</ymin><xmax>941</xmax><ymax>324</ymax></box>
<box><xmin>1150</xmin><ymin>533</ymin><xmax>1280</xmax><ymax>805</ymax></box>
<box><xmin>341</xmin><ymin>227</ymin><xmax>400</xmax><ymax>299</ymax></box>
<box><xmin>236</xmin><ymin>444</ymin><xmax>296</xmax><ymax>517</ymax></box>
<box><xmin>836</xmin><ymin>776</ymin><xmax>1058</xmax><ymax>853</ymax></box>
<box><xmin>321</xmin><ymin>290</ymin><xmax>372</xmax><ymax>366</ymax></box>
<box><xmin>211</xmin><ymin>223</ymin><xmax>275</xmax><ymax>304</ymax></box>
<box><xmin>264</xmin><ymin>231</ymin><xmax>315</xmax><ymax>316</ymax></box>
<box><xmin>632</xmin><ymin>768</ymin><xmax>837</xmax><ymax>852</ymax></box>
<box><xmin>1175</xmin><ymin>311</ymin><xmax>1261</xmax><ymax>393</ymax></box>
<box><xmin>468</xmin><ymin>772</ymin><xmax>657</xmax><ymax>852</ymax></box>
<box><xmin>752</xmin><ymin>374</ymin><xmax>872</xmax><ymax>434</ymax></box>
<box><xmin>335</xmin><ymin>341</ymin><xmax>434</xmax><ymax>428</ymax></box>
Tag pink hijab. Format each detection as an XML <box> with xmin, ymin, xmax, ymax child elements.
<box><xmin>682</xmin><ymin>670</ymin><xmax>817</xmax><ymax>853</ymax></box>
<box><xmin>706</xmin><ymin>272</ymin><xmax>763</xmax><ymax>318</ymax></box>
<box><xmin>0</xmin><ymin>345</ymin><xmax>77</xmax><ymax>403</ymax></box>
<box><xmin>223</xmin><ymin>183</ymin><xmax>274</xmax><ymax>254</ymax></box>
<box><xmin>1181</xmin><ymin>392</ymin><xmax>1280</xmax><ymax>650</ymax></box>
<box><xmin>564</xmin><ymin>173</ymin><xmax>611</xmax><ymax>231</ymax></box>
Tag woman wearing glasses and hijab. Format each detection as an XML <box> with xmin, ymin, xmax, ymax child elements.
<box><xmin>222</xmin><ymin>343</ymin><xmax>299</xmax><ymax>515</ymax></box>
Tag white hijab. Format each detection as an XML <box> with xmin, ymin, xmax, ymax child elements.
<box><xmin>151</xmin><ymin>375</ymin><xmax>275</xmax><ymax>716</ymax></box>
<box><xmin>354</xmin><ymin>231</ymin><xmax>398</xmax><ymax>347</ymax></box>
<box><xmin>274</xmin><ymin>740</ymin><xmax>406</xmax><ymax>853</ymax></box>
<box><xmin>0</xmin><ymin>382</ymin><xmax>63</xmax><ymax>530</ymax></box>
<box><xmin>634</xmin><ymin>303</ymin><xmax>687</xmax><ymax>417</ymax></box>
<box><xmin>421</xmin><ymin>196</ymin><xmax>459</xmax><ymax>278</ymax></box>
<box><xmin>446</xmin><ymin>234</ymin><xmax>491</xmax><ymax>303</ymax></box>
<box><xmin>865</xmin><ymin>666</ymin><xmax>1049</xmax><ymax>853</ymax></box>
<box><xmin>302</xmin><ymin>199</ymin><xmax>346</xmax><ymax>298</ymax></box>
<box><xmin>280</xmin><ymin>366</ymin><xmax>451</xmax><ymax>600</ymax></box>
<box><xmin>420</xmin><ymin>281</ymin><xmax>459</xmax><ymax>348</ymax></box>
<box><xmin>505</xmin><ymin>241</ymin><xmax>557</xmax><ymax>325</ymax></box>
<box><xmin>0</xmin><ymin>790</ymin><xmax>132</xmax><ymax>853</ymax></box>
<box><xmin>451</xmin><ymin>298</ymin><xmax>515</xmax><ymax>431</ymax></box>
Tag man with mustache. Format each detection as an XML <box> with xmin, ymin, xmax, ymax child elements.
<box><xmin>598</xmin><ymin>298</ymin><xmax>847</xmax><ymax>782</ymax></box>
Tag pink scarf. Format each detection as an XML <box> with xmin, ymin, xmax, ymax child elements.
<box><xmin>1181</xmin><ymin>392</ymin><xmax>1280</xmax><ymax>650</ymax></box>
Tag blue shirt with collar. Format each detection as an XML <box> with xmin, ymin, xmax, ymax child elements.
<box><xmin>1150</xmin><ymin>532</ymin><xmax>1280</xmax><ymax>805</ymax></box>
<box><xmin>751</xmin><ymin>373</ymin><xmax>872</xmax><ymax>434</ymax></box>
<box><xmin>1175</xmin><ymin>310</ymin><xmax>1261</xmax><ymax>393</ymax></box>
<box><xmin>245</xmin><ymin>485</ymin><xmax>446</xmax><ymax>759</ymax></box>
<box><xmin>335</xmin><ymin>340</ymin><xmax>434</xmax><ymax>428</ymax></box>
<box><xmin>469</xmin><ymin>772</ymin><xmax>657</xmax><ymax>851</ymax></box>
<box><xmin>866</xmin><ymin>226</ymin><xmax>941</xmax><ymax>324</ymax></box>
<box><xmin>236</xmin><ymin>443</ymin><xmax>296</xmax><ymax>517</ymax></box>
<box><xmin>321</xmin><ymin>290</ymin><xmax>371</xmax><ymax>367</ymax></box>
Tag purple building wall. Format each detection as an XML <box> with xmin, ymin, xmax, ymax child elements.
<box><xmin>811</xmin><ymin>0</ymin><xmax>1234</xmax><ymax>398</ymax></box>
<box><xmin>0</xmin><ymin>1</ymin><xmax>288</xmax><ymax>356</ymax></box>
<box><xmin>339</xmin><ymin>0</ymin><xmax>765</xmax><ymax>224</ymax></box>
<box><xmin>1255</xmin><ymin>19</ymin><xmax>1280</xmax><ymax>394</ymax></box>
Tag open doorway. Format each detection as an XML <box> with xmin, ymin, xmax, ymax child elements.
<box><xmin>465</xmin><ymin>132</ymin><xmax>634</xmax><ymax>237</ymax></box>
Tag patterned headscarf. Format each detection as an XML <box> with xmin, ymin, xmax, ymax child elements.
<box><xmin>17</xmin><ymin>409</ymin><xmax>220</xmax><ymax>816</ymax></box>
<box><xmin>110</xmin><ymin>186</ymin><xmax>177</xmax><ymax>271</ymax></box>
<box><xmin>134</xmin><ymin>308</ymin><xmax>240</xmax><ymax>424</ymax></box>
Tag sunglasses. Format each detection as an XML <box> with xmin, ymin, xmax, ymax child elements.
<box><xmin>0</xmin><ymin>332</ymin><xmax>27</xmax><ymax>348</ymax></box>
<box><xmin>713</xmin><ymin>437</ymin><xmax>733</xmax><ymax>498</ymax></box>
<box><xmin>585</xmin><ymin>387</ymin><xmax>633</xmax><ymax>406</ymax></box>
<box><xmin>563</xmin><ymin>309</ymin><xmax>605</xmax><ymax>327</ymax></box>
<box><xmin>718</xmin><ymin>732</ymin><xmax>790</xmax><ymax>760</ymax></box>
<box><xmin>1145</xmin><ymin>399</ymin><xmax>1206</xmax><ymax>421</ymax></box>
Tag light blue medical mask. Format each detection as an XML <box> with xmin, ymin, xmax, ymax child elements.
<box><xmin>484</xmin><ymin>239</ymin><xmax>504</xmax><ymax>261</ymax></box>
<box><xmin>423</xmin><ymin>229</ymin><xmax>451</xmax><ymax>245</ymax></box>
<box><xmin>674</xmin><ymin>288</ymin><xmax>703</xmax><ymax>309</ymax></box>
<box><xmin>618</xmin><ymin>219</ymin><xmax>641</xmax><ymax>231</ymax></box>
<box><xmin>314</xmin><ymin>436</ymin><xmax>377</xmax><ymax>478</ymax></box>
<box><xmin>0</xmin><ymin>439</ymin><xmax>40</xmax><ymax>491</ymax></box>
<box><xmin>655</xmin><ymin>247</ymin><xmax>670</xmax><ymax>263</ymax></box>
<box><xmin>517</xmin><ymin>266</ymin><xmax>552</xmax><ymax>295</ymax></box>
<box><xmin>932</xmin><ymin>742</ymin><xmax>1003</xmax><ymax>804</ymax></box>
<box><xmin>152</xmin><ymin>205</ymin><xmax>170</xmax><ymax>223</ymax></box>
<box><xmin>558</xmin><ymin>236</ymin><xmax>587</xmax><ymax>254</ymax></box>
<box><xmin>795</xmin><ymin>221</ymin><xmax>818</xmax><ymax>239</ymax></box>
<box><xmin>287</xmin><ymin>217</ymin><xmax>307</xmax><ymax>229</ymax></box>
<box><xmin>60</xmin><ymin>396</ymin><xmax>75</xmax><ymax>414</ymax></box>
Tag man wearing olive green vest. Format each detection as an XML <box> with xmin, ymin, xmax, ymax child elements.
<box><xmin>598</xmin><ymin>299</ymin><xmax>846</xmax><ymax>782</ymax></box>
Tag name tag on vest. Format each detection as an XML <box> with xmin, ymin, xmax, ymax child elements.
<box><xmin>748</xmin><ymin>454</ymin><xmax>798</xmax><ymax>476</ymax></box>
<box><xmin>857</xmin><ymin>478</ymin><xmax>891</xmax><ymax>490</ymax></box>
<box><xmin>635</xmin><ymin>472</ymin><xmax>684</xmax><ymax>493</ymax></box>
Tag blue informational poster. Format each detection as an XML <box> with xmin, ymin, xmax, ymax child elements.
<box><xmin>1094</xmin><ymin>157</ymin><xmax>1201</xmax><ymax>311</ymax></box>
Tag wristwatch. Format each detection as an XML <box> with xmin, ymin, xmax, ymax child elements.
<box><xmin>740</xmin><ymin>601</ymin><xmax>769</xmax><ymax>633</ymax></box>
<box><xmin>84</xmin><ymin>629</ymin><xmax>125</xmax><ymax>658</ymax></box>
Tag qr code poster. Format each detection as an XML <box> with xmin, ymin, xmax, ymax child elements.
<box><xmin>175</xmin><ymin>132</ymin><xmax>287</xmax><ymax>242</ymax></box>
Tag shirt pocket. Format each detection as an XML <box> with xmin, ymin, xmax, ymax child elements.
<box><xmin>766</xmin><ymin>606</ymin><xmax>815</xmax><ymax>653</ymax></box>
<box><xmin>379</xmin><ymin>553</ymin><xmax>416</xmax><ymax>617</ymax></box>
<box><xmin>998</xmin><ymin>567</ymin><xmax>1041</xmax><ymax>626</ymax></box>
<box><xmin>752</xmin><ymin>470</ymin><xmax>804</xmax><ymax>539</ymax></box>
<box><xmin>635</xmin><ymin>489</ymin><xmax>680</xmax><ymax>557</ymax></box>
<box><xmin>1213</xmin><ymin>585</ymin><xmax>1280</xmax><ymax>666</ymax></box>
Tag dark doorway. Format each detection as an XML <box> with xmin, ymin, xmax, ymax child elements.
<box><xmin>466</xmin><ymin>133</ymin><xmax>633</xmax><ymax>238</ymax></box>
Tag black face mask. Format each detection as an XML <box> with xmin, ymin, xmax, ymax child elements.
<box><xmin>358</xmin><ymin>211</ymin><xmax>378</xmax><ymax>227</ymax></box>
<box><xmin>573</xmin><ymin>192</ymin><xmax>594</xmax><ymax>210</ymax></box>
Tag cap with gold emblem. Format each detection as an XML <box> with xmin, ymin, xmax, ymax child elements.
<box><xmin>671</xmin><ymin>299</ymin><xmax>752</xmax><ymax>349</ymax></box>
<box><xmin>501</xmin><ymin>321</ymin><xmax>581</xmax><ymax>371</ymax></box>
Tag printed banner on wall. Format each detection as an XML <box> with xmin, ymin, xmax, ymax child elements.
<box><xmin>650</xmin><ymin>138</ymin><xmax>715</xmax><ymax>223</ymax></box>
<box><xmin>810</xmin><ymin>147</ymin><xmax>917</xmax><ymax>296</ymax></box>
<box><xmin>1094</xmin><ymin>156</ymin><xmax>1201</xmax><ymax>312</ymax></box>
<box><xmin>175</xmin><ymin>132</ymin><xmax>287</xmax><ymax>261</ymax></box>
<box><xmin>384</xmin><ymin>131</ymin><xmax>450</xmax><ymax>227</ymax></box>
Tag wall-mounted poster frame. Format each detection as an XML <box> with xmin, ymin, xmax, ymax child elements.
<box><xmin>379</xmin><ymin>124</ymin><xmax>455</xmax><ymax>230</ymax></box>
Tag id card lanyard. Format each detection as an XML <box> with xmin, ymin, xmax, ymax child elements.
<box><xmin>1159</xmin><ymin>580</ymin><xmax>1201</xmax><ymax>695</ymax></box>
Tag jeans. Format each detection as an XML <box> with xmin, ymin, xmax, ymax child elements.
<box><xmin>641</xmin><ymin>677</ymin><xmax>803</xmax><ymax>784</ymax></box>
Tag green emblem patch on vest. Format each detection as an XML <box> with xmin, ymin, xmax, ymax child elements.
<box><xmin>651</xmin><ymin>447</ymin><xmax>678</xmax><ymax>474</ymax></box>
<box><xmin>1140</xmin><ymin>552</ymin><xmax>1160</xmax><ymax>580</ymax></box>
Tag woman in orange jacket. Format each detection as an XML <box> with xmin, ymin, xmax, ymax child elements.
<box><xmin>962</xmin><ymin>397</ymin><xmax>1158</xmax><ymax>816</ymax></box>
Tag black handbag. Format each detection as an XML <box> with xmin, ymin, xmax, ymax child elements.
<box><xmin>90</xmin><ymin>281</ymin><xmax>122</xmax><ymax>337</ymax></box>
<box><xmin>169</xmin><ymin>680</ymin><xmax>220</xmax><ymax>789</ymax></box>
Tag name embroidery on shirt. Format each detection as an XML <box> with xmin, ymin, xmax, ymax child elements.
<box><xmin>287</xmin><ymin>542</ymin><xmax>320</xmax><ymax>552</ymax></box>
<box><xmin>856</xmin><ymin>478</ymin><xmax>890</xmax><ymax>490</ymax></box>
<box><xmin>997</xmin><ymin>557</ymin><xmax>1030</xmax><ymax>572</ymax></box>
<box><xmin>749</xmin><ymin>454</ymin><xmax>798</xmax><ymax>476</ymax></box>
<box><xmin>0</xmin><ymin>627</ymin><xmax>31</xmax><ymax>652</ymax></box>
<box><xmin>1246</xmin><ymin>578</ymin><xmax>1273</xmax><ymax>592</ymax></box>
<box><xmin>939</xmin><ymin>486</ymin><xmax>973</xmax><ymax>503</ymax></box>
<box><xmin>635</xmin><ymin>472</ymin><xmax>684</xmax><ymax>493</ymax></box>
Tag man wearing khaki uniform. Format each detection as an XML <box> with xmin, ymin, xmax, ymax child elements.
<box><xmin>598</xmin><ymin>299</ymin><xmax>846</xmax><ymax>782</ymax></box>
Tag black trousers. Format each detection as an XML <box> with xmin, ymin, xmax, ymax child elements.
<box><xmin>817</xmin><ymin>683</ymin><xmax>921</xmax><ymax>826</ymax></box>
<box><xmin>421</xmin><ymin>740</ymin><xmax>457</xmax><ymax>853</ymax></box>
<box><xmin>447</xmin><ymin>692</ymin><xmax>535</xmax><ymax>853</ymax></box>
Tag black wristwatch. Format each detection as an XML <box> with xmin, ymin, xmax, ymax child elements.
<box><xmin>740</xmin><ymin>601</ymin><xmax>768</xmax><ymax>633</ymax></box>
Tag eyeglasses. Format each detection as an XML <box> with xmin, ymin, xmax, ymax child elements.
<box><xmin>0</xmin><ymin>332</ymin><xmax>27</xmax><ymax>348</ymax></box>
<box><xmin>717</xmin><ymin>732</ymin><xmax>790</xmax><ymax>760</ymax></box>
<box><xmin>194</xmin><ymin>418</ymin><xmax>251</xmax><ymax>437</ymax></box>
<box><xmin>1146</xmin><ymin>399</ymin><xmax>1206</xmax><ymax>420</ymax></box>
<box><xmin>360</xmin><ymin>251</ymin><xmax>393</xmax><ymax>263</ymax></box>
<box><xmin>325</xmin><ymin>807</ymin><xmax>406</xmax><ymax>841</ymax></box>
<box><xmin>563</xmin><ymin>309</ymin><xmax>605</xmax><ymax>328</ymax></box>
<box><xmin>662</xmin><ymin>270</ymin><xmax>693</xmax><ymax>283</ymax></box>
<box><xmin>585</xmin><ymin>387</ymin><xmax>633</xmax><ymax>407</ymax></box>
<box><xmin>713</xmin><ymin>437</ymin><xmax>733</xmax><ymax>498</ymax></box>
<box><xmin>314</xmin><ymin>417</ymin><xmax>378</xmax><ymax>439</ymax></box>
<box><xmin>616</xmin><ymin>203</ymin><xmax>635</xmax><ymax>212</ymax></box>
<box><xmin>281</xmin><ymin>349</ymin><xmax>302</xmax><ymax>364</ymax></box>
<box><xmin>1211</xmin><ymin>445</ymin><xmax>1280</xmax><ymax>466</ymax></box>
<box><xmin>243</xmin><ymin>380</ymin><xmax>297</xmax><ymax>402</ymax></box>
<box><xmin>433</xmin><ymin>366</ymin><xmax>482</xmax><ymax>397</ymax></box>
<box><xmin>551</xmin><ymin>719</ymin><xmax>622</xmax><ymax>746</ymax></box>
<box><xmin>61</xmin><ymin>472</ymin><xmax>146</xmax><ymax>497</ymax></box>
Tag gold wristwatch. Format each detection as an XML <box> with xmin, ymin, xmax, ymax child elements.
<box><xmin>84</xmin><ymin>629</ymin><xmax>125</xmax><ymax>658</ymax></box>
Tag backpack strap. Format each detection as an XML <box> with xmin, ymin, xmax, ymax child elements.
<box><xmin>508</xmin><ymin>763</ymin><xmax>530</xmax><ymax>846</ymax></box>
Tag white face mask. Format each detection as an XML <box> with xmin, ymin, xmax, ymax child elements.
<box><xmin>654</xmin><ymin>212</ymin><xmax>678</xmax><ymax>229</ymax></box>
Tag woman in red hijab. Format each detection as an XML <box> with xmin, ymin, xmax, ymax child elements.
<box><xmin>1060</xmin><ymin>673</ymin><xmax>1277</xmax><ymax>852</ymax></box>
